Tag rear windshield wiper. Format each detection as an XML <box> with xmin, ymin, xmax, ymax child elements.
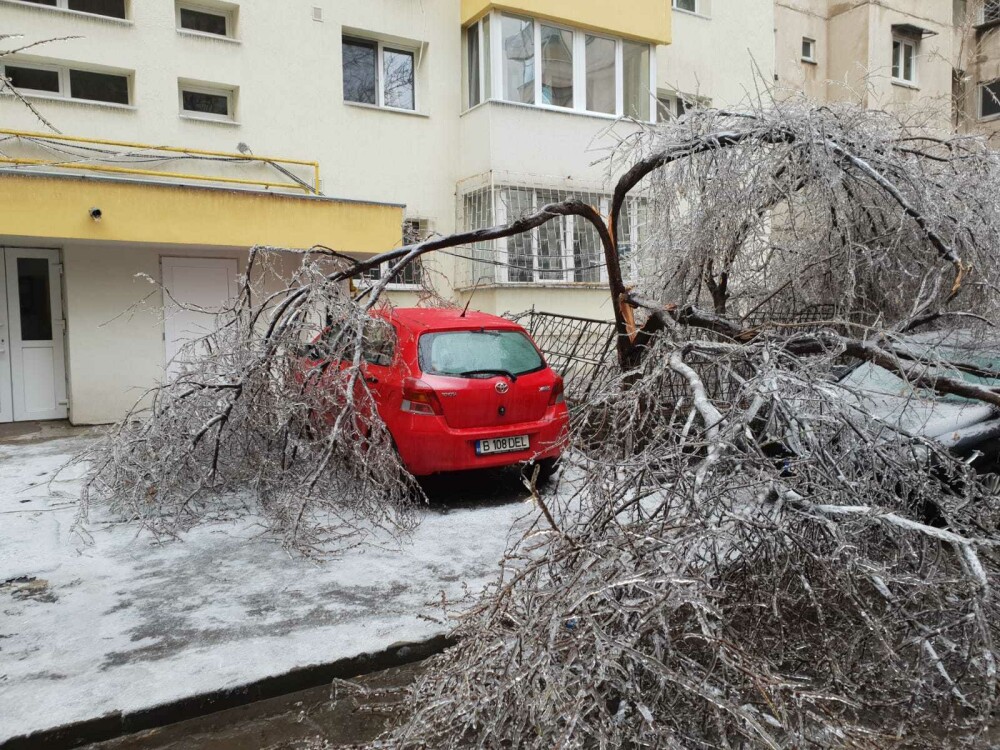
<box><xmin>460</xmin><ymin>369</ymin><xmax>518</xmax><ymax>382</ymax></box>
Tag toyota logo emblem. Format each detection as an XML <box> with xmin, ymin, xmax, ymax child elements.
<box><xmin>495</xmin><ymin>381</ymin><xmax>510</xmax><ymax>394</ymax></box>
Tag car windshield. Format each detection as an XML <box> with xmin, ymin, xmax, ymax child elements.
<box><xmin>419</xmin><ymin>330</ymin><xmax>544</xmax><ymax>377</ymax></box>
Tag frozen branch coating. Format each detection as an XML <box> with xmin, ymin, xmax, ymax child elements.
<box><xmin>372</xmin><ymin>103</ymin><xmax>1000</xmax><ymax>748</ymax></box>
<box><xmin>78</xmin><ymin>254</ymin><xmax>420</xmax><ymax>554</ymax></box>
<box><xmin>77</xmin><ymin>100</ymin><xmax>1000</xmax><ymax>744</ymax></box>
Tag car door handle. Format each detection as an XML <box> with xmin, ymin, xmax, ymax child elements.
<box><xmin>365</xmin><ymin>376</ymin><xmax>379</xmax><ymax>384</ymax></box>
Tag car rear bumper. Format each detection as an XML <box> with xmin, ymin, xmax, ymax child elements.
<box><xmin>390</xmin><ymin>407</ymin><xmax>570</xmax><ymax>476</ymax></box>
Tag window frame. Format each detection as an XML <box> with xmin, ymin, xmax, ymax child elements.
<box><xmin>981</xmin><ymin>0</ymin><xmax>1000</xmax><ymax>25</ymax></box>
<box><xmin>671</xmin><ymin>0</ymin><xmax>699</xmax><ymax>14</ymax></box>
<box><xmin>538</xmin><ymin>20</ymin><xmax>576</xmax><ymax>110</ymax></box>
<box><xmin>466</xmin><ymin>15</ymin><xmax>493</xmax><ymax>109</ymax></box>
<box><xmin>342</xmin><ymin>35</ymin><xmax>418</xmax><ymax>112</ymax></box>
<box><xmin>1</xmin><ymin>59</ymin><xmax>132</xmax><ymax>106</ymax></box>
<box><xmin>891</xmin><ymin>36</ymin><xmax>918</xmax><ymax>86</ymax></box>
<box><xmin>583</xmin><ymin>32</ymin><xmax>619</xmax><ymax>116</ymax></box>
<box><xmin>979</xmin><ymin>78</ymin><xmax>1000</xmax><ymax>121</ymax></box>
<box><xmin>178</xmin><ymin>81</ymin><xmax>236</xmax><ymax>122</ymax></box>
<box><xmin>656</xmin><ymin>91</ymin><xmax>709</xmax><ymax>121</ymax></box>
<box><xmin>494</xmin><ymin>187</ymin><xmax>609</xmax><ymax>285</ymax></box>
<box><xmin>801</xmin><ymin>37</ymin><xmax>816</xmax><ymax>63</ymax></box>
<box><xmin>8</xmin><ymin>0</ymin><xmax>129</xmax><ymax>20</ymax></box>
<box><xmin>468</xmin><ymin>21</ymin><xmax>482</xmax><ymax>107</ymax></box>
<box><xmin>2</xmin><ymin>60</ymin><xmax>63</xmax><ymax>97</ymax></box>
<box><xmin>465</xmin><ymin>10</ymin><xmax>656</xmax><ymax>123</ymax></box>
<box><xmin>355</xmin><ymin>219</ymin><xmax>428</xmax><ymax>290</ymax></box>
<box><xmin>175</xmin><ymin>1</ymin><xmax>237</xmax><ymax>40</ymax></box>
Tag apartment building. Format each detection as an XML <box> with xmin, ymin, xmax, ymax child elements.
<box><xmin>0</xmin><ymin>0</ymin><xmax>780</xmax><ymax>425</ymax></box>
<box><xmin>774</xmin><ymin>0</ymin><xmax>1000</xmax><ymax>138</ymax></box>
<box><xmin>3</xmin><ymin>0</ymin><xmax>993</xmax><ymax>426</ymax></box>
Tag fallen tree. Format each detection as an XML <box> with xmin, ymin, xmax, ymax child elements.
<box><xmin>365</xmin><ymin>103</ymin><xmax>1000</xmax><ymax>747</ymax></box>
<box><xmin>82</xmin><ymin>101</ymin><xmax>1000</xmax><ymax>742</ymax></box>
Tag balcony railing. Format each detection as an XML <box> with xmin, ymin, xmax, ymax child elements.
<box><xmin>0</xmin><ymin>129</ymin><xmax>321</xmax><ymax>194</ymax></box>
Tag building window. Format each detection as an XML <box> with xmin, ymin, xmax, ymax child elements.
<box><xmin>540</xmin><ymin>24</ymin><xmax>573</xmax><ymax>108</ymax></box>
<box><xmin>501</xmin><ymin>14</ymin><xmax>535</xmax><ymax>104</ymax></box>
<box><xmin>179</xmin><ymin>82</ymin><xmax>235</xmax><ymax>121</ymax></box>
<box><xmin>2</xmin><ymin>60</ymin><xmax>132</xmax><ymax>105</ymax></box>
<box><xmin>500</xmin><ymin>186</ymin><xmax>605</xmax><ymax>283</ymax></box>
<box><xmin>672</xmin><ymin>0</ymin><xmax>698</xmax><ymax>13</ymax></box>
<box><xmin>981</xmin><ymin>79</ymin><xmax>1000</xmax><ymax>120</ymax></box>
<box><xmin>383</xmin><ymin>49</ymin><xmax>415</xmax><ymax>110</ymax></box>
<box><xmin>623</xmin><ymin>41</ymin><xmax>650</xmax><ymax>120</ymax></box>
<box><xmin>460</xmin><ymin>184</ymin><xmax>650</xmax><ymax>286</ymax></box>
<box><xmin>460</xmin><ymin>186</ymin><xmax>620</xmax><ymax>285</ymax></box>
<box><xmin>802</xmin><ymin>37</ymin><xmax>816</xmax><ymax>62</ymax></box>
<box><xmin>176</xmin><ymin>2</ymin><xmax>236</xmax><ymax>38</ymax></box>
<box><xmin>466</xmin><ymin>11</ymin><xmax>655</xmax><ymax>122</ymax></box>
<box><xmin>466</xmin><ymin>15</ymin><xmax>492</xmax><ymax>108</ymax></box>
<box><xmin>18</xmin><ymin>0</ymin><xmax>127</xmax><ymax>19</ymax></box>
<box><xmin>656</xmin><ymin>92</ymin><xmax>709</xmax><ymax>121</ymax></box>
<box><xmin>70</xmin><ymin>69</ymin><xmax>129</xmax><ymax>104</ymax></box>
<box><xmin>982</xmin><ymin>1</ymin><xmax>1000</xmax><ymax>24</ymax></box>
<box><xmin>342</xmin><ymin>35</ymin><xmax>416</xmax><ymax>111</ymax></box>
<box><xmin>398</xmin><ymin>219</ymin><xmax>426</xmax><ymax>286</ymax></box>
<box><xmin>892</xmin><ymin>37</ymin><xmax>917</xmax><ymax>85</ymax></box>
<box><xmin>468</xmin><ymin>23</ymin><xmax>481</xmax><ymax>107</ymax></box>
<box><xmin>585</xmin><ymin>35</ymin><xmax>616</xmax><ymax>115</ymax></box>
<box><xmin>357</xmin><ymin>220</ymin><xmax>427</xmax><ymax>289</ymax></box>
<box><xmin>4</xmin><ymin>64</ymin><xmax>61</xmax><ymax>95</ymax></box>
<box><xmin>343</xmin><ymin>38</ymin><xmax>377</xmax><ymax>105</ymax></box>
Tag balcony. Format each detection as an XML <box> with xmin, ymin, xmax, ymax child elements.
<box><xmin>0</xmin><ymin>128</ymin><xmax>320</xmax><ymax>194</ymax></box>
<box><xmin>0</xmin><ymin>129</ymin><xmax>403</xmax><ymax>254</ymax></box>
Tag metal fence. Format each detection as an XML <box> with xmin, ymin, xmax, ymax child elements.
<box><xmin>509</xmin><ymin>308</ymin><xmax>617</xmax><ymax>399</ymax></box>
<box><xmin>512</xmin><ymin>302</ymin><xmax>839</xmax><ymax>403</ymax></box>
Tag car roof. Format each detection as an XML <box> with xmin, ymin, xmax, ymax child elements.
<box><xmin>379</xmin><ymin>307</ymin><xmax>522</xmax><ymax>332</ymax></box>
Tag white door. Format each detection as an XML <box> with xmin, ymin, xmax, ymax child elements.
<box><xmin>0</xmin><ymin>256</ymin><xmax>12</xmax><ymax>423</ymax></box>
<box><xmin>4</xmin><ymin>248</ymin><xmax>68</xmax><ymax>422</ymax></box>
<box><xmin>162</xmin><ymin>257</ymin><xmax>238</xmax><ymax>377</ymax></box>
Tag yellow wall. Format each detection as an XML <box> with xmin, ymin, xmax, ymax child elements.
<box><xmin>0</xmin><ymin>174</ymin><xmax>404</xmax><ymax>254</ymax></box>
<box><xmin>461</xmin><ymin>0</ymin><xmax>671</xmax><ymax>44</ymax></box>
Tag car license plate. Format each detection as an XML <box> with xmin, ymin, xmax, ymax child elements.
<box><xmin>476</xmin><ymin>435</ymin><xmax>530</xmax><ymax>456</ymax></box>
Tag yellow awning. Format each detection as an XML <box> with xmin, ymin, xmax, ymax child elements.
<box><xmin>0</xmin><ymin>173</ymin><xmax>403</xmax><ymax>253</ymax></box>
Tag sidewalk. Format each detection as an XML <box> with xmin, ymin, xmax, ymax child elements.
<box><xmin>0</xmin><ymin>428</ymin><xmax>532</xmax><ymax>746</ymax></box>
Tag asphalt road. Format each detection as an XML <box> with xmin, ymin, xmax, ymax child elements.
<box><xmin>84</xmin><ymin>660</ymin><xmax>422</xmax><ymax>750</ymax></box>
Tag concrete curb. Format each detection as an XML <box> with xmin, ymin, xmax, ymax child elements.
<box><xmin>0</xmin><ymin>634</ymin><xmax>454</xmax><ymax>750</ymax></box>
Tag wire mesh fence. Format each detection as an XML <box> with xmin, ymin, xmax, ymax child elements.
<box><xmin>512</xmin><ymin>302</ymin><xmax>840</xmax><ymax>404</ymax></box>
<box><xmin>509</xmin><ymin>308</ymin><xmax>617</xmax><ymax>399</ymax></box>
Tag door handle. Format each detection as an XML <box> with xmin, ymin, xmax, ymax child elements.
<box><xmin>365</xmin><ymin>375</ymin><xmax>379</xmax><ymax>384</ymax></box>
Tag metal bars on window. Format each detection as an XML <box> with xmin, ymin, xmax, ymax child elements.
<box><xmin>458</xmin><ymin>181</ymin><xmax>649</xmax><ymax>287</ymax></box>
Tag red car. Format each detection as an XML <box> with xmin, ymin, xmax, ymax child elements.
<box><xmin>307</xmin><ymin>308</ymin><xmax>570</xmax><ymax>478</ymax></box>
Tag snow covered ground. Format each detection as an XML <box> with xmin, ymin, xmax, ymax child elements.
<box><xmin>0</xmin><ymin>432</ymin><xmax>536</xmax><ymax>743</ymax></box>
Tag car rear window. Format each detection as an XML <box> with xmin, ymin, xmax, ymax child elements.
<box><xmin>419</xmin><ymin>330</ymin><xmax>544</xmax><ymax>377</ymax></box>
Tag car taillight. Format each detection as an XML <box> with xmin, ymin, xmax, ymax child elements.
<box><xmin>548</xmin><ymin>377</ymin><xmax>565</xmax><ymax>406</ymax></box>
<box><xmin>401</xmin><ymin>377</ymin><xmax>443</xmax><ymax>416</ymax></box>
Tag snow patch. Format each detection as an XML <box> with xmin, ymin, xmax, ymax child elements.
<box><xmin>0</xmin><ymin>435</ymin><xmax>536</xmax><ymax>741</ymax></box>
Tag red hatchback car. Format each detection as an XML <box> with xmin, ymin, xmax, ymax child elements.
<box><xmin>310</xmin><ymin>308</ymin><xmax>570</xmax><ymax>478</ymax></box>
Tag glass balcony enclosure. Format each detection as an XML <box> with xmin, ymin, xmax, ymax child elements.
<box><xmin>465</xmin><ymin>10</ymin><xmax>657</xmax><ymax>123</ymax></box>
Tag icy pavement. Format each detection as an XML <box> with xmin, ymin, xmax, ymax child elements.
<box><xmin>0</xmin><ymin>434</ymin><xmax>535</xmax><ymax>743</ymax></box>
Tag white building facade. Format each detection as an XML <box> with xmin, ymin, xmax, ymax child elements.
<box><xmin>11</xmin><ymin>1</ymin><xmax>992</xmax><ymax>425</ymax></box>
